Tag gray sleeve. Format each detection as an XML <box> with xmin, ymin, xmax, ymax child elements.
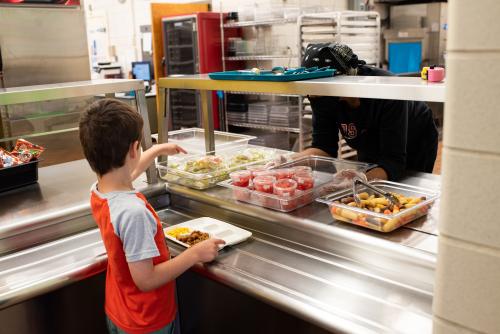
<box><xmin>111</xmin><ymin>201</ymin><xmax>160</xmax><ymax>263</ymax></box>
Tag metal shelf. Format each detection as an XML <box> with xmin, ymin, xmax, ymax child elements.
<box><xmin>224</xmin><ymin>55</ymin><xmax>297</xmax><ymax>61</ymax></box>
<box><xmin>228</xmin><ymin>122</ymin><xmax>300</xmax><ymax>133</ymax></box>
<box><xmin>227</xmin><ymin>91</ymin><xmax>301</xmax><ymax>97</ymax></box>
<box><xmin>158</xmin><ymin>74</ymin><xmax>446</xmax><ymax>103</ymax></box>
<box><xmin>223</xmin><ymin>18</ymin><xmax>297</xmax><ymax>28</ymax></box>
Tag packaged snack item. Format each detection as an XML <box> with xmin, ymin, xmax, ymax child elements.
<box><xmin>230</xmin><ymin>170</ymin><xmax>251</xmax><ymax>187</ymax></box>
<box><xmin>253</xmin><ymin>175</ymin><xmax>276</xmax><ymax>193</ymax></box>
<box><xmin>11</xmin><ymin>139</ymin><xmax>45</xmax><ymax>163</ymax></box>
<box><xmin>0</xmin><ymin>147</ymin><xmax>21</xmax><ymax>168</ymax></box>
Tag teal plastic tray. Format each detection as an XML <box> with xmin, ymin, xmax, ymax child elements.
<box><xmin>209</xmin><ymin>68</ymin><xmax>336</xmax><ymax>82</ymax></box>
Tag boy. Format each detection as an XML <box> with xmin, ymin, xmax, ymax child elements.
<box><xmin>79</xmin><ymin>99</ymin><xmax>224</xmax><ymax>334</ymax></box>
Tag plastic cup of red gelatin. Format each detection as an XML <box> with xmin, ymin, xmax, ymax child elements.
<box><xmin>230</xmin><ymin>170</ymin><xmax>251</xmax><ymax>187</ymax></box>
<box><xmin>273</xmin><ymin>178</ymin><xmax>297</xmax><ymax>197</ymax></box>
<box><xmin>294</xmin><ymin>172</ymin><xmax>314</xmax><ymax>190</ymax></box>
<box><xmin>274</xmin><ymin>168</ymin><xmax>295</xmax><ymax>180</ymax></box>
<box><xmin>253</xmin><ymin>175</ymin><xmax>276</xmax><ymax>193</ymax></box>
<box><xmin>253</xmin><ymin>169</ymin><xmax>276</xmax><ymax>179</ymax></box>
<box><xmin>247</xmin><ymin>165</ymin><xmax>268</xmax><ymax>179</ymax></box>
<box><xmin>292</xmin><ymin>166</ymin><xmax>312</xmax><ymax>175</ymax></box>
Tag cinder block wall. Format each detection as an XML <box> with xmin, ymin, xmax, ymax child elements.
<box><xmin>433</xmin><ymin>0</ymin><xmax>500</xmax><ymax>333</ymax></box>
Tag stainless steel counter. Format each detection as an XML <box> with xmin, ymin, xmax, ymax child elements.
<box><xmin>0</xmin><ymin>159</ymin><xmax>441</xmax><ymax>333</ymax></box>
<box><xmin>0</xmin><ymin>159</ymin><xmax>157</xmax><ymax>255</ymax></box>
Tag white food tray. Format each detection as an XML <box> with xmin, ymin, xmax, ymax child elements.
<box><xmin>164</xmin><ymin>217</ymin><xmax>252</xmax><ymax>249</ymax></box>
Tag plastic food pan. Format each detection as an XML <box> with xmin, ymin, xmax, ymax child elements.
<box><xmin>218</xmin><ymin>156</ymin><xmax>374</xmax><ymax>212</ymax></box>
<box><xmin>158</xmin><ymin>145</ymin><xmax>292</xmax><ymax>190</ymax></box>
<box><xmin>316</xmin><ymin>180</ymin><xmax>439</xmax><ymax>232</ymax></box>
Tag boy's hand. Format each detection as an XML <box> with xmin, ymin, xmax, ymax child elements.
<box><xmin>189</xmin><ymin>238</ymin><xmax>226</xmax><ymax>263</ymax></box>
<box><xmin>155</xmin><ymin>143</ymin><xmax>187</xmax><ymax>156</ymax></box>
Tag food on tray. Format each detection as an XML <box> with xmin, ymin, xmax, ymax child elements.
<box><xmin>229</xmin><ymin>148</ymin><xmax>267</xmax><ymax>167</ymax></box>
<box><xmin>230</xmin><ymin>170</ymin><xmax>251</xmax><ymax>187</ymax></box>
<box><xmin>253</xmin><ymin>175</ymin><xmax>276</xmax><ymax>193</ymax></box>
<box><xmin>166</xmin><ymin>227</ymin><xmax>191</xmax><ymax>239</ymax></box>
<box><xmin>337</xmin><ymin>192</ymin><xmax>426</xmax><ymax>213</ymax></box>
<box><xmin>273</xmin><ymin>178</ymin><xmax>297</xmax><ymax>197</ymax></box>
<box><xmin>161</xmin><ymin>147</ymin><xmax>283</xmax><ymax>190</ymax></box>
<box><xmin>177</xmin><ymin>230</ymin><xmax>210</xmax><ymax>246</ymax></box>
<box><xmin>184</xmin><ymin>156</ymin><xmax>225</xmax><ymax>173</ymax></box>
<box><xmin>330</xmin><ymin>192</ymin><xmax>431</xmax><ymax>232</ymax></box>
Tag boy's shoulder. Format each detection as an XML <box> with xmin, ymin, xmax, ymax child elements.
<box><xmin>91</xmin><ymin>184</ymin><xmax>154</xmax><ymax>227</ymax></box>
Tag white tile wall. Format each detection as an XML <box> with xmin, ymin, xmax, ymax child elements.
<box><xmin>439</xmin><ymin>147</ymin><xmax>500</xmax><ymax>249</ymax></box>
<box><xmin>443</xmin><ymin>51</ymin><xmax>500</xmax><ymax>154</ymax></box>
<box><xmin>434</xmin><ymin>236</ymin><xmax>500</xmax><ymax>333</ymax></box>
<box><xmin>447</xmin><ymin>0</ymin><xmax>500</xmax><ymax>51</ymax></box>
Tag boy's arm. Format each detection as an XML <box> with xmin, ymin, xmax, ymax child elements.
<box><xmin>128</xmin><ymin>238</ymin><xmax>225</xmax><ymax>292</ymax></box>
<box><xmin>131</xmin><ymin>143</ymin><xmax>186</xmax><ymax>181</ymax></box>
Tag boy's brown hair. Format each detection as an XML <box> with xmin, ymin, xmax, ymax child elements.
<box><xmin>79</xmin><ymin>99</ymin><xmax>143</xmax><ymax>175</ymax></box>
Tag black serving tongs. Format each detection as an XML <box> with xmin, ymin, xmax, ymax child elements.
<box><xmin>351</xmin><ymin>177</ymin><xmax>400</xmax><ymax>208</ymax></box>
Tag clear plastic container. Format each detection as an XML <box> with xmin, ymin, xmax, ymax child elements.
<box><xmin>253</xmin><ymin>175</ymin><xmax>276</xmax><ymax>193</ymax></box>
<box><xmin>294</xmin><ymin>173</ymin><xmax>314</xmax><ymax>191</ymax></box>
<box><xmin>219</xmin><ymin>156</ymin><xmax>374</xmax><ymax>212</ymax></box>
<box><xmin>158</xmin><ymin>145</ymin><xmax>291</xmax><ymax>190</ymax></box>
<box><xmin>230</xmin><ymin>170</ymin><xmax>251</xmax><ymax>187</ymax></box>
<box><xmin>273</xmin><ymin>178</ymin><xmax>297</xmax><ymax>197</ymax></box>
<box><xmin>316</xmin><ymin>180</ymin><xmax>439</xmax><ymax>233</ymax></box>
<box><xmin>167</xmin><ymin>128</ymin><xmax>256</xmax><ymax>154</ymax></box>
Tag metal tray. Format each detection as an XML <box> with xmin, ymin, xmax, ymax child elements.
<box><xmin>164</xmin><ymin>217</ymin><xmax>252</xmax><ymax>249</ymax></box>
<box><xmin>316</xmin><ymin>180</ymin><xmax>439</xmax><ymax>232</ymax></box>
<box><xmin>218</xmin><ymin>156</ymin><xmax>375</xmax><ymax>212</ymax></box>
<box><xmin>158</xmin><ymin>145</ymin><xmax>292</xmax><ymax>190</ymax></box>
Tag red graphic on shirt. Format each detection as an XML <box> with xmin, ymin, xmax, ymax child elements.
<box><xmin>340</xmin><ymin>123</ymin><xmax>357</xmax><ymax>139</ymax></box>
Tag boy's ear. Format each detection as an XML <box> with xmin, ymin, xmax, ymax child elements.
<box><xmin>129</xmin><ymin>141</ymin><xmax>140</xmax><ymax>159</ymax></box>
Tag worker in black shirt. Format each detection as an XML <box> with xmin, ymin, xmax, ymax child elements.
<box><xmin>298</xmin><ymin>43</ymin><xmax>439</xmax><ymax>181</ymax></box>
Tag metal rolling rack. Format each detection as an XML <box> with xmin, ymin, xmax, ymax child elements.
<box><xmin>218</xmin><ymin>10</ymin><xmax>305</xmax><ymax>151</ymax></box>
<box><xmin>298</xmin><ymin>11</ymin><xmax>381</xmax><ymax>159</ymax></box>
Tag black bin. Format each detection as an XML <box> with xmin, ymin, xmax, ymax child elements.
<box><xmin>0</xmin><ymin>160</ymin><xmax>39</xmax><ymax>193</ymax></box>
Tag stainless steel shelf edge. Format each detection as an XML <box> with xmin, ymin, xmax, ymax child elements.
<box><xmin>0</xmin><ymin>79</ymin><xmax>145</xmax><ymax>106</ymax></box>
<box><xmin>223</xmin><ymin>17</ymin><xmax>297</xmax><ymax>28</ymax></box>
<box><xmin>158</xmin><ymin>74</ymin><xmax>445</xmax><ymax>102</ymax></box>
<box><xmin>228</xmin><ymin>122</ymin><xmax>301</xmax><ymax>133</ymax></box>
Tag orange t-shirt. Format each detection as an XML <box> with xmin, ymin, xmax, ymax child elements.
<box><xmin>90</xmin><ymin>183</ymin><xmax>176</xmax><ymax>334</ymax></box>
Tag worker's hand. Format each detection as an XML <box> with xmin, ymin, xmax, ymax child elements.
<box><xmin>264</xmin><ymin>153</ymin><xmax>294</xmax><ymax>168</ymax></box>
<box><xmin>189</xmin><ymin>238</ymin><xmax>226</xmax><ymax>263</ymax></box>
<box><xmin>155</xmin><ymin>143</ymin><xmax>187</xmax><ymax>156</ymax></box>
<box><xmin>332</xmin><ymin>169</ymin><xmax>367</xmax><ymax>188</ymax></box>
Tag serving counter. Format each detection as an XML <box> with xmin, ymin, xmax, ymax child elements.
<box><xmin>1</xmin><ymin>159</ymin><xmax>438</xmax><ymax>334</ymax></box>
<box><xmin>0</xmin><ymin>76</ymin><xmax>443</xmax><ymax>333</ymax></box>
